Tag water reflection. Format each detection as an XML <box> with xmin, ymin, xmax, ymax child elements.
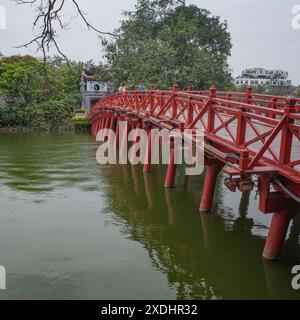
<box><xmin>101</xmin><ymin>164</ymin><xmax>300</xmax><ymax>300</ymax></box>
<box><xmin>0</xmin><ymin>132</ymin><xmax>299</xmax><ymax>300</ymax></box>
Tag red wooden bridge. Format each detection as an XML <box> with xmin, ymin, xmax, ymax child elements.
<box><xmin>89</xmin><ymin>85</ymin><xmax>300</xmax><ymax>260</ymax></box>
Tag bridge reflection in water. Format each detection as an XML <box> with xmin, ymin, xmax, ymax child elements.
<box><xmin>101</xmin><ymin>162</ymin><xmax>300</xmax><ymax>300</ymax></box>
<box><xmin>90</xmin><ymin>87</ymin><xmax>300</xmax><ymax>261</ymax></box>
<box><xmin>0</xmin><ymin>132</ymin><xmax>299</xmax><ymax>299</ymax></box>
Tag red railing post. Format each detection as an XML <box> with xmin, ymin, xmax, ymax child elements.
<box><xmin>123</xmin><ymin>88</ymin><xmax>128</xmax><ymax>108</ymax></box>
<box><xmin>207</xmin><ymin>85</ymin><xmax>216</xmax><ymax>133</ymax></box>
<box><xmin>186</xmin><ymin>86</ymin><xmax>193</xmax><ymax>126</ymax></box>
<box><xmin>150</xmin><ymin>83</ymin><xmax>155</xmax><ymax>116</ymax></box>
<box><xmin>226</xmin><ymin>93</ymin><xmax>232</xmax><ymax>110</ymax></box>
<box><xmin>235</xmin><ymin>86</ymin><xmax>251</xmax><ymax>146</ymax></box>
<box><xmin>135</xmin><ymin>84</ymin><xmax>139</xmax><ymax>109</ymax></box>
<box><xmin>271</xmin><ymin>98</ymin><xmax>278</xmax><ymax>119</ymax></box>
<box><xmin>279</xmin><ymin>98</ymin><xmax>296</xmax><ymax>165</ymax></box>
<box><xmin>236</xmin><ymin>101</ymin><xmax>247</xmax><ymax>147</ymax></box>
<box><xmin>245</xmin><ymin>86</ymin><xmax>253</xmax><ymax>104</ymax></box>
<box><xmin>172</xmin><ymin>84</ymin><xmax>178</xmax><ymax>120</ymax></box>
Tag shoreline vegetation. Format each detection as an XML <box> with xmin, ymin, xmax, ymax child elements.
<box><xmin>0</xmin><ymin>114</ymin><xmax>91</xmax><ymax>131</ymax></box>
<box><xmin>0</xmin><ymin>55</ymin><xmax>86</xmax><ymax>131</ymax></box>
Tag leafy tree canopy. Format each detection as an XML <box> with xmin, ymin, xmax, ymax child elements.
<box><xmin>102</xmin><ymin>0</ymin><xmax>233</xmax><ymax>90</ymax></box>
<box><xmin>0</xmin><ymin>57</ymin><xmax>82</xmax><ymax>129</ymax></box>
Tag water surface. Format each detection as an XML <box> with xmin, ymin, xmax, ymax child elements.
<box><xmin>0</xmin><ymin>132</ymin><xmax>299</xmax><ymax>300</ymax></box>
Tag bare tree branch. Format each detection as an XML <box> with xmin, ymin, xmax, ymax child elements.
<box><xmin>14</xmin><ymin>0</ymin><xmax>118</xmax><ymax>63</ymax></box>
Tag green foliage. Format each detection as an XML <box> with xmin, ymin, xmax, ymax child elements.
<box><xmin>102</xmin><ymin>0</ymin><xmax>232</xmax><ymax>90</ymax></box>
<box><xmin>0</xmin><ymin>105</ymin><xmax>26</xmax><ymax>127</ymax></box>
<box><xmin>72</xmin><ymin>116</ymin><xmax>90</xmax><ymax>130</ymax></box>
<box><xmin>0</xmin><ymin>56</ymin><xmax>83</xmax><ymax>129</ymax></box>
<box><xmin>293</xmin><ymin>87</ymin><xmax>300</xmax><ymax>98</ymax></box>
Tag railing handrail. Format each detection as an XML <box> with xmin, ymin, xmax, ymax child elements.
<box><xmin>89</xmin><ymin>87</ymin><xmax>300</xmax><ymax>184</ymax></box>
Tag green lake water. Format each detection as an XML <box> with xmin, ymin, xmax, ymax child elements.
<box><xmin>0</xmin><ymin>131</ymin><xmax>299</xmax><ymax>300</ymax></box>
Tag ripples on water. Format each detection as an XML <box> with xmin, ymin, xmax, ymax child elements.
<box><xmin>0</xmin><ymin>131</ymin><xmax>299</xmax><ymax>300</ymax></box>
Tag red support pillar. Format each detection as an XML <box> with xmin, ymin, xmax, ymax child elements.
<box><xmin>108</xmin><ymin>114</ymin><xmax>115</xmax><ymax>144</ymax></box>
<box><xmin>115</xmin><ymin>116</ymin><xmax>120</xmax><ymax>149</ymax></box>
<box><xmin>96</xmin><ymin>117</ymin><xmax>102</xmax><ymax>136</ymax></box>
<box><xmin>143</xmin><ymin>125</ymin><xmax>152</xmax><ymax>173</ymax></box>
<box><xmin>94</xmin><ymin>120</ymin><xmax>99</xmax><ymax>136</ymax></box>
<box><xmin>200</xmin><ymin>160</ymin><xmax>224</xmax><ymax>213</ymax></box>
<box><xmin>100</xmin><ymin>117</ymin><xmax>107</xmax><ymax>141</ymax></box>
<box><xmin>105</xmin><ymin>116</ymin><xmax>111</xmax><ymax>140</ymax></box>
<box><xmin>100</xmin><ymin>115</ymin><xmax>107</xmax><ymax>141</ymax></box>
<box><xmin>100</xmin><ymin>115</ymin><xmax>106</xmax><ymax>131</ymax></box>
<box><xmin>110</xmin><ymin>115</ymin><xmax>115</xmax><ymax>131</ymax></box>
<box><xmin>106</xmin><ymin>116</ymin><xmax>111</xmax><ymax>129</ymax></box>
<box><xmin>165</xmin><ymin>143</ymin><xmax>177</xmax><ymax>188</ymax></box>
<box><xmin>263</xmin><ymin>210</ymin><xmax>291</xmax><ymax>260</ymax></box>
<box><xmin>120</xmin><ymin>118</ymin><xmax>129</xmax><ymax>161</ymax></box>
<box><xmin>96</xmin><ymin>119</ymin><xmax>101</xmax><ymax>135</ymax></box>
<box><xmin>131</xmin><ymin>120</ymin><xmax>142</xmax><ymax>161</ymax></box>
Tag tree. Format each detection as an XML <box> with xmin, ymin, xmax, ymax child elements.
<box><xmin>0</xmin><ymin>56</ymin><xmax>82</xmax><ymax>128</ymax></box>
<box><xmin>102</xmin><ymin>0</ymin><xmax>232</xmax><ymax>89</ymax></box>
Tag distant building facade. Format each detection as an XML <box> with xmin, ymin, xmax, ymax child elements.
<box><xmin>235</xmin><ymin>68</ymin><xmax>292</xmax><ymax>87</ymax></box>
<box><xmin>80</xmin><ymin>61</ymin><xmax>114</xmax><ymax>112</ymax></box>
<box><xmin>80</xmin><ymin>80</ymin><xmax>114</xmax><ymax>112</ymax></box>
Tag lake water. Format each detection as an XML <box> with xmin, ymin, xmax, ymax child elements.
<box><xmin>0</xmin><ymin>131</ymin><xmax>299</xmax><ymax>300</ymax></box>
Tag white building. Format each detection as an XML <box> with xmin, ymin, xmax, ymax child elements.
<box><xmin>235</xmin><ymin>68</ymin><xmax>292</xmax><ymax>87</ymax></box>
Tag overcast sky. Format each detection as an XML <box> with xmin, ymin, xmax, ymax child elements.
<box><xmin>0</xmin><ymin>0</ymin><xmax>300</xmax><ymax>84</ymax></box>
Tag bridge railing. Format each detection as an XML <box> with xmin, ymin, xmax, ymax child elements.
<box><xmin>90</xmin><ymin>87</ymin><xmax>300</xmax><ymax>188</ymax></box>
<box><xmin>89</xmin><ymin>86</ymin><xmax>300</xmax><ymax>260</ymax></box>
